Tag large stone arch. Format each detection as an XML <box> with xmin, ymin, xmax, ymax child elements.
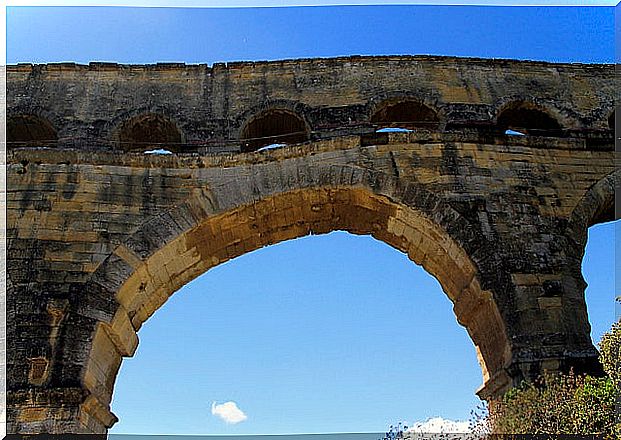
<box><xmin>561</xmin><ymin>168</ymin><xmax>618</xmax><ymax>308</ymax></box>
<box><xmin>76</xmin><ymin>169</ymin><xmax>513</xmax><ymax>433</ymax></box>
<box><xmin>547</xmin><ymin>170</ymin><xmax>621</xmax><ymax>382</ymax></box>
<box><xmin>7</xmin><ymin>136</ymin><xmax>614</xmax><ymax>435</ymax></box>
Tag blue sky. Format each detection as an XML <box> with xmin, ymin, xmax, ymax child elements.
<box><xmin>6</xmin><ymin>4</ymin><xmax>615</xmax><ymax>64</ymax></box>
<box><xmin>6</xmin><ymin>3</ymin><xmax>618</xmax><ymax>436</ymax></box>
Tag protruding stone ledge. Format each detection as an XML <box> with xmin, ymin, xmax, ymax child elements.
<box><xmin>476</xmin><ymin>368</ymin><xmax>512</xmax><ymax>400</ymax></box>
<box><xmin>79</xmin><ymin>393</ymin><xmax>118</xmax><ymax>432</ymax></box>
<box><xmin>6</xmin><ymin>131</ymin><xmax>609</xmax><ymax>170</ymax></box>
<box><xmin>102</xmin><ymin>307</ymin><xmax>139</xmax><ymax>357</ymax></box>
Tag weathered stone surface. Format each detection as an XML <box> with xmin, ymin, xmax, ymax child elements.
<box><xmin>5</xmin><ymin>55</ymin><xmax>617</xmax><ymax>434</ymax></box>
<box><xmin>7</xmin><ymin>55</ymin><xmax>615</xmax><ymax>152</ymax></box>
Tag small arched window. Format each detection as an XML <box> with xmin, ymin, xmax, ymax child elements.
<box><xmin>118</xmin><ymin>114</ymin><xmax>182</xmax><ymax>152</ymax></box>
<box><xmin>371</xmin><ymin>100</ymin><xmax>439</xmax><ymax>131</ymax></box>
<box><xmin>7</xmin><ymin>114</ymin><xmax>57</xmax><ymax>148</ymax></box>
<box><xmin>497</xmin><ymin>103</ymin><xmax>562</xmax><ymax>137</ymax></box>
<box><xmin>240</xmin><ymin>109</ymin><xmax>309</xmax><ymax>152</ymax></box>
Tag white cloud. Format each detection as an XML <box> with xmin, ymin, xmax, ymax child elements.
<box><xmin>406</xmin><ymin>417</ymin><xmax>470</xmax><ymax>434</ymax></box>
<box><xmin>211</xmin><ymin>401</ymin><xmax>248</xmax><ymax>424</ymax></box>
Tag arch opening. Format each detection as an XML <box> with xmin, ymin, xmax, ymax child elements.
<box><xmin>82</xmin><ymin>187</ymin><xmax>512</xmax><ymax>432</ymax></box>
<box><xmin>371</xmin><ymin>100</ymin><xmax>440</xmax><ymax>131</ymax></box>
<box><xmin>241</xmin><ymin>109</ymin><xmax>310</xmax><ymax>152</ymax></box>
<box><xmin>497</xmin><ymin>103</ymin><xmax>562</xmax><ymax>137</ymax></box>
<box><xmin>558</xmin><ymin>170</ymin><xmax>619</xmax><ymax>380</ymax></box>
<box><xmin>576</xmin><ymin>172</ymin><xmax>618</xmax><ymax>345</ymax></box>
<box><xmin>7</xmin><ymin>114</ymin><xmax>58</xmax><ymax>148</ymax></box>
<box><xmin>109</xmin><ymin>231</ymin><xmax>483</xmax><ymax>435</ymax></box>
<box><xmin>583</xmin><ymin>219</ymin><xmax>619</xmax><ymax>346</ymax></box>
<box><xmin>117</xmin><ymin>114</ymin><xmax>182</xmax><ymax>152</ymax></box>
<box><xmin>591</xmin><ymin>198</ymin><xmax>615</xmax><ymax>227</ymax></box>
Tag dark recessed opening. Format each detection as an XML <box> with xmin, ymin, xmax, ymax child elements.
<box><xmin>7</xmin><ymin>115</ymin><xmax>57</xmax><ymax>148</ymax></box>
<box><xmin>497</xmin><ymin>104</ymin><xmax>562</xmax><ymax>137</ymax></box>
<box><xmin>371</xmin><ymin>100</ymin><xmax>439</xmax><ymax>130</ymax></box>
<box><xmin>241</xmin><ymin>109</ymin><xmax>309</xmax><ymax>152</ymax></box>
<box><xmin>592</xmin><ymin>199</ymin><xmax>615</xmax><ymax>227</ymax></box>
<box><xmin>608</xmin><ymin>111</ymin><xmax>615</xmax><ymax>131</ymax></box>
<box><xmin>118</xmin><ymin>114</ymin><xmax>182</xmax><ymax>152</ymax></box>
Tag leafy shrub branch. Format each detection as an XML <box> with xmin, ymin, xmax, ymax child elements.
<box><xmin>471</xmin><ymin>320</ymin><xmax>620</xmax><ymax>439</ymax></box>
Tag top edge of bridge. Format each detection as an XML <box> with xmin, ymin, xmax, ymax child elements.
<box><xmin>7</xmin><ymin>54</ymin><xmax>615</xmax><ymax>72</ymax></box>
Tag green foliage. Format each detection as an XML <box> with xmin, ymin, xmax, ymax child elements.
<box><xmin>572</xmin><ymin>375</ymin><xmax>617</xmax><ymax>434</ymax></box>
<box><xmin>598</xmin><ymin>320</ymin><xmax>620</xmax><ymax>389</ymax></box>
<box><xmin>488</xmin><ymin>371</ymin><xmax>616</xmax><ymax>436</ymax></box>
<box><xmin>471</xmin><ymin>321</ymin><xmax>620</xmax><ymax>438</ymax></box>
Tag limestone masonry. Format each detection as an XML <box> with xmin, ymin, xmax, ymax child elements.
<box><xmin>5</xmin><ymin>55</ymin><xmax>618</xmax><ymax>434</ymax></box>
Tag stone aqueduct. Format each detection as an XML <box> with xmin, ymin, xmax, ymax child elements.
<box><xmin>5</xmin><ymin>55</ymin><xmax>618</xmax><ymax>434</ymax></box>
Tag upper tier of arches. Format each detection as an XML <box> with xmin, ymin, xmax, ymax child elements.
<box><xmin>6</xmin><ymin>98</ymin><xmax>613</xmax><ymax>153</ymax></box>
